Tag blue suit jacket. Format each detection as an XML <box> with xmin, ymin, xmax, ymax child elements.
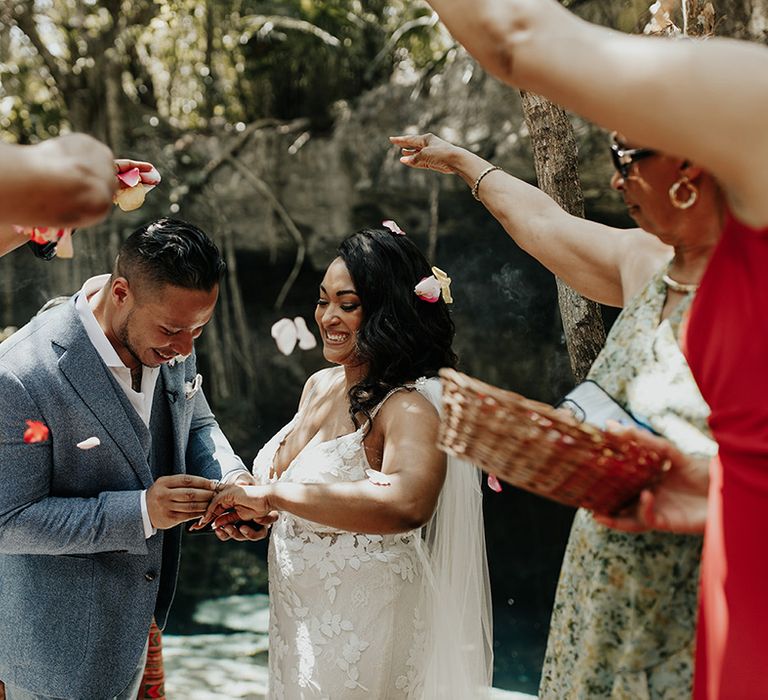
<box><xmin>0</xmin><ymin>299</ymin><xmax>245</xmax><ymax>697</ymax></box>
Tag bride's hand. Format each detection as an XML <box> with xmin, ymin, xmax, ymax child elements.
<box><xmin>193</xmin><ymin>484</ymin><xmax>277</xmax><ymax>541</ymax></box>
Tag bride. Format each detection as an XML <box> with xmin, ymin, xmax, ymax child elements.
<box><xmin>198</xmin><ymin>226</ymin><xmax>493</xmax><ymax>699</ymax></box>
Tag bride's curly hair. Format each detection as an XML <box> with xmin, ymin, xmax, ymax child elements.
<box><xmin>337</xmin><ymin>227</ymin><xmax>458</xmax><ymax>429</ymax></box>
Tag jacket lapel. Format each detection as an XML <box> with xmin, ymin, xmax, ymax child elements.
<box><xmin>160</xmin><ymin>364</ymin><xmax>186</xmax><ymax>475</ymax></box>
<box><xmin>55</xmin><ymin>304</ymin><xmax>154</xmax><ymax>489</ymax></box>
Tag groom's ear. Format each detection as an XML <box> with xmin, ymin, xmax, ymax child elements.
<box><xmin>111</xmin><ymin>276</ymin><xmax>131</xmax><ymax>306</ymax></box>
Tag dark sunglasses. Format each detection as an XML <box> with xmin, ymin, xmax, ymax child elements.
<box><xmin>610</xmin><ymin>142</ymin><xmax>656</xmax><ymax>179</ymax></box>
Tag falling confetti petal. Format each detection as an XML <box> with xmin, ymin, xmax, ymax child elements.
<box><xmin>294</xmin><ymin>317</ymin><xmax>317</xmax><ymax>350</ymax></box>
<box><xmin>271</xmin><ymin>317</ymin><xmax>317</xmax><ymax>355</ymax></box>
<box><xmin>76</xmin><ymin>436</ymin><xmax>101</xmax><ymax>450</ymax></box>
<box><xmin>23</xmin><ymin>420</ymin><xmax>49</xmax><ymax>444</ymax></box>
<box><xmin>487</xmin><ymin>474</ymin><xmax>502</xmax><ymax>493</ymax></box>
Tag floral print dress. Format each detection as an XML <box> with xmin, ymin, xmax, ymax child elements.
<box><xmin>539</xmin><ymin>266</ymin><xmax>717</xmax><ymax>700</ymax></box>
<box><xmin>252</xmin><ymin>370</ymin><xmax>431</xmax><ymax>700</ymax></box>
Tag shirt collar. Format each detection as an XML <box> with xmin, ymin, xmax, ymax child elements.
<box><xmin>74</xmin><ymin>274</ymin><xmax>128</xmax><ymax>369</ymax></box>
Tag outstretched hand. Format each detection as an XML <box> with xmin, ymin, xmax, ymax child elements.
<box><xmin>595</xmin><ymin>423</ymin><xmax>712</xmax><ymax>534</ymax></box>
<box><xmin>389</xmin><ymin>133</ymin><xmax>466</xmax><ymax>174</ymax></box>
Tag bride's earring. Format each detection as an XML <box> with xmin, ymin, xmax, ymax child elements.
<box><xmin>669</xmin><ymin>176</ymin><xmax>698</xmax><ymax>210</ymax></box>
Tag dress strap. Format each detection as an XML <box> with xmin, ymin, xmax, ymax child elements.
<box><xmin>367</xmin><ymin>385</ymin><xmax>412</xmax><ymax>422</ymax></box>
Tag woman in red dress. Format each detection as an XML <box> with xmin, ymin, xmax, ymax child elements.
<box><xmin>415</xmin><ymin>1</ymin><xmax>768</xmax><ymax>697</ymax></box>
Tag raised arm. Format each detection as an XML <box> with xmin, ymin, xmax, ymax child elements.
<box><xmin>425</xmin><ymin>0</ymin><xmax>768</xmax><ymax>226</ymax></box>
<box><xmin>200</xmin><ymin>391</ymin><xmax>447</xmax><ymax>536</ymax></box>
<box><xmin>391</xmin><ymin>133</ymin><xmax>670</xmax><ymax>306</ymax></box>
<box><xmin>0</xmin><ymin>134</ymin><xmax>117</xmax><ymax>228</ymax></box>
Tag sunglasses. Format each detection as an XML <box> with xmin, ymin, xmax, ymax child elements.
<box><xmin>610</xmin><ymin>142</ymin><xmax>656</xmax><ymax>179</ymax></box>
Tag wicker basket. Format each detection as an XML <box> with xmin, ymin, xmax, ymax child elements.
<box><xmin>437</xmin><ymin>368</ymin><xmax>669</xmax><ymax>515</ymax></box>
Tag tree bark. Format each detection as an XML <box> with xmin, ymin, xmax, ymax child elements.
<box><xmin>519</xmin><ymin>91</ymin><xmax>606</xmax><ymax>382</ymax></box>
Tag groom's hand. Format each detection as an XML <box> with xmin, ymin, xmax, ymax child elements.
<box><xmin>147</xmin><ymin>474</ymin><xmax>218</xmax><ymax>530</ymax></box>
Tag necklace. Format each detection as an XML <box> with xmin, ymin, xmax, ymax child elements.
<box><xmin>662</xmin><ymin>273</ymin><xmax>698</xmax><ymax>294</ymax></box>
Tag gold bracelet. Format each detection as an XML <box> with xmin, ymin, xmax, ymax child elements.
<box><xmin>471</xmin><ymin>165</ymin><xmax>503</xmax><ymax>201</ymax></box>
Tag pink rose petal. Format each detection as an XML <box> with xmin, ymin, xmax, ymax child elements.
<box><xmin>414</xmin><ymin>275</ymin><xmax>441</xmax><ymax>303</ymax></box>
<box><xmin>117</xmin><ymin>167</ymin><xmax>141</xmax><ymax>188</ymax></box>
<box><xmin>382</xmin><ymin>220</ymin><xmax>406</xmax><ymax>236</ymax></box>
<box><xmin>487</xmin><ymin>474</ymin><xmax>503</xmax><ymax>493</ymax></box>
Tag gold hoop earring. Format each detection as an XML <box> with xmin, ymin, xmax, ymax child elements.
<box><xmin>669</xmin><ymin>176</ymin><xmax>698</xmax><ymax>210</ymax></box>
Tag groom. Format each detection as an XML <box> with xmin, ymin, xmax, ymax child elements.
<box><xmin>0</xmin><ymin>218</ymin><xmax>256</xmax><ymax>699</ymax></box>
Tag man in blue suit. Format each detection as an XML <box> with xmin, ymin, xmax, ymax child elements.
<box><xmin>0</xmin><ymin>218</ymin><xmax>260</xmax><ymax>699</ymax></box>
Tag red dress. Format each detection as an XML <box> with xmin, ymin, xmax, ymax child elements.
<box><xmin>685</xmin><ymin>212</ymin><xmax>768</xmax><ymax>699</ymax></box>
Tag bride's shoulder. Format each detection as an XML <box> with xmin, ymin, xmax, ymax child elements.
<box><xmin>377</xmin><ymin>381</ymin><xmax>441</xmax><ymax>424</ymax></box>
<box><xmin>298</xmin><ymin>366</ymin><xmax>342</xmax><ymax>409</ymax></box>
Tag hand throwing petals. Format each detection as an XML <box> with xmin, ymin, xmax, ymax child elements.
<box><xmin>382</xmin><ymin>220</ymin><xmax>406</xmax><ymax>235</ymax></box>
<box><xmin>365</xmin><ymin>468</ymin><xmax>392</xmax><ymax>486</ymax></box>
<box><xmin>414</xmin><ymin>276</ymin><xmax>441</xmax><ymax>303</ymax></box>
<box><xmin>271</xmin><ymin>318</ymin><xmax>298</xmax><ymax>356</ymax></box>
<box><xmin>76</xmin><ymin>436</ymin><xmax>101</xmax><ymax>450</ymax></box>
<box><xmin>23</xmin><ymin>419</ymin><xmax>49</xmax><ymax>444</ymax></box>
<box><xmin>487</xmin><ymin>474</ymin><xmax>503</xmax><ymax>493</ymax></box>
<box><xmin>293</xmin><ymin>316</ymin><xmax>317</xmax><ymax>350</ymax></box>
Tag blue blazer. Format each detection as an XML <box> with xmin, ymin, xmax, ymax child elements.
<box><xmin>0</xmin><ymin>299</ymin><xmax>245</xmax><ymax>698</ymax></box>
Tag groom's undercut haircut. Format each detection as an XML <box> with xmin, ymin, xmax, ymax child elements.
<box><xmin>115</xmin><ymin>217</ymin><xmax>225</xmax><ymax>297</ymax></box>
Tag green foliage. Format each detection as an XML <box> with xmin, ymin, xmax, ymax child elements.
<box><xmin>0</xmin><ymin>0</ymin><xmax>446</xmax><ymax>143</ymax></box>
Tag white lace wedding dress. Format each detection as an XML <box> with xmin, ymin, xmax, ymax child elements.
<box><xmin>252</xmin><ymin>370</ymin><xmax>493</xmax><ymax>700</ymax></box>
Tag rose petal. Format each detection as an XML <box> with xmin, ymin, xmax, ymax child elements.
<box><xmin>414</xmin><ymin>276</ymin><xmax>441</xmax><ymax>303</ymax></box>
<box><xmin>487</xmin><ymin>474</ymin><xmax>503</xmax><ymax>493</ymax></box>
<box><xmin>23</xmin><ymin>419</ymin><xmax>49</xmax><ymax>444</ymax></box>
<box><xmin>271</xmin><ymin>318</ymin><xmax>298</xmax><ymax>356</ymax></box>
<box><xmin>365</xmin><ymin>468</ymin><xmax>392</xmax><ymax>486</ymax></box>
<box><xmin>76</xmin><ymin>436</ymin><xmax>101</xmax><ymax>450</ymax></box>
<box><xmin>382</xmin><ymin>220</ymin><xmax>406</xmax><ymax>236</ymax></box>
<box><xmin>113</xmin><ymin>184</ymin><xmax>146</xmax><ymax>212</ymax></box>
<box><xmin>293</xmin><ymin>317</ymin><xmax>317</xmax><ymax>350</ymax></box>
<box><xmin>116</xmin><ymin>167</ymin><xmax>141</xmax><ymax>188</ymax></box>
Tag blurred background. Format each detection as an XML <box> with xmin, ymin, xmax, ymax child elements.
<box><xmin>2</xmin><ymin>0</ymin><xmax>765</xmax><ymax>694</ymax></box>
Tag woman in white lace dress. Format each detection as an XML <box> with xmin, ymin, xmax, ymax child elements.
<box><xmin>200</xmin><ymin>227</ymin><xmax>493</xmax><ymax>699</ymax></box>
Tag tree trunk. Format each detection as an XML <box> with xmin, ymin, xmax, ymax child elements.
<box><xmin>519</xmin><ymin>91</ymin><xmax>606</xmax><ymax>382</ymax></box>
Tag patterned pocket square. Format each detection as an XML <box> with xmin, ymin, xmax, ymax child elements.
<box><xmin>184</xmin><ymin>373</ymin><xmax>203</xmax><ymax>400</ymax></box>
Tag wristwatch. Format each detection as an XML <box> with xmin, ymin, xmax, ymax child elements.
<box><xmin>27</xmin><ymin>239</ymin><xmax>59</xmax><ymax>260</ymax></box>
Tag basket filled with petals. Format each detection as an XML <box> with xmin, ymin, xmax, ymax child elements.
<box><xmin>437</xmin><ymin>368</ymin><xmax>669</xmax><ymax>515</ymax></box>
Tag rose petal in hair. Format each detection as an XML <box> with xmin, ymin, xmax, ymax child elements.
<box><xmin>487</xmin><ymin>474</ymin><xmax>503</xmax><ymax>493</ymax></box>
<box><xmin>414</xmin><ymin>275</ymin><xmax>441</xmax><ymax>303</ymax></box>
<box><xmin>382</xmin><ymin>220</ymin><xmax>406</xmax><ymax>235</ymax></box>
<box><xmin>432</xmin><ymin>266</ymin><xmax>453</xmax><ymax>304</ymax></box>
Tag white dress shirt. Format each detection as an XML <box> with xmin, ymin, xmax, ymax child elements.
<box><xmin>74</xmin><ymin>274</ymin><xmax>160</xmax><ymax>538</ymax></box>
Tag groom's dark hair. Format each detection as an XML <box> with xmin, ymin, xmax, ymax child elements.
<box><xmin>115</xmin><ymin>218</ymin><xmax>225</xmax><ymax>295</ymax></box>
<box><xmin>338</xmin><ymin>226</ymin><xmax>457</xmax><ymax>431</ymax></box>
